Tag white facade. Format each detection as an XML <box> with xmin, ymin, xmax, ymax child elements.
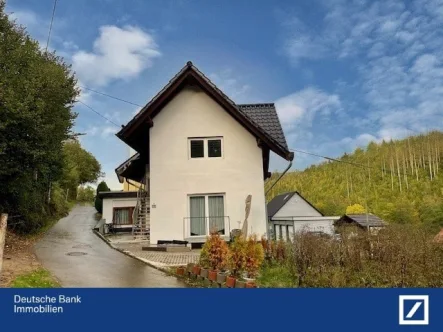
<box><xmin>271</xmin><ymin>193</ymin><xmax>335</xmax><ymax>237</ymax></box>
<box><xmin>149</xmin><ymin>86</ymin><xmax>267</xmax><ymax>244</ymax></box>
<box><xmin>102</xmin><ymin>197</ymin><xmax>138</xmax><ymax>227</ymax></box>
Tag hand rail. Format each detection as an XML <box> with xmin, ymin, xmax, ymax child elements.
<box><xmin>183</xmin><ymin>216</ymin><xmax>230</xmax><ymax>238</ymax></box>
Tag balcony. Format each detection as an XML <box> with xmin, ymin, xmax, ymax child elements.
<box><xmin>183</xmin><ymin>216</ymin><xmax>231</xmax><ymax>243</ymax></box>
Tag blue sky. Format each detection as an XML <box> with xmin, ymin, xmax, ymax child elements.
<box><xmin>6</xmin><ymin>0</ymin><xmax>443</xmax><ymax>189</ymax></box>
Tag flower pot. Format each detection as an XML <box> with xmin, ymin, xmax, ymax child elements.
<box><xmin>226</xmin><ymin>276</ymin><xmax>236</xmax><ymax>288</ymax></box>
<box><xmin>176</xmin><ymin>267</ymin><xmax>185</xmax><ymax>276</ymax></box>
<box><xmin>246</xmin><ymin>281</ymin><xmax>257</xmax><ymax>288</ymax></box>
<box><xmin>208</xmin><ymin>270</ymin><xmax>218</xmax><ymax>281</ymax></box>
<box><xmin>186</xmin><ymin>263</ymin><xmax>195</xmax><ymax>273</ymax></box>
<box><xmin>200</xmin><ymin>268</ymin><xmax>209</xmax><ymax>279</ymax></box>
<box><xmin>235</xmin><ymin>280</ymin><xmax>246</xmax><ymax>288</ymax></box>
<box><xmin>216</xmin><ymin>271</ymin><xmax>228</xmax><ymax>284</ymax></box>
<box><xmin>192</xmin><ymin>265</ymin><xmax>201</xmax><ymax>276</ymax></box>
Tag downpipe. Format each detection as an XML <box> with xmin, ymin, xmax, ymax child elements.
<box><xmin>265</xmin><ymin>152</ymin><xmax>294</xmax><ymax>239</ymax></box>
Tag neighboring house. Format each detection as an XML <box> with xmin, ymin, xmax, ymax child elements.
<box><xmin>114</xmin><ymin>61</ymin><xmax>293</xmax><ymax>245</ymax></box>
<box><xmin>267</xmin><ymin>191</ymin><xmax>338</xmax><ymax>240</ymax></box>
<box><xmin>98</xmin><ymin>190</ymin><xmax>139</xmax><ymax>233</ymax></box>
<box><xmin>334</xmin><ymin>214</ymin><xmax>387</xmax><ymax>234</ymax></box>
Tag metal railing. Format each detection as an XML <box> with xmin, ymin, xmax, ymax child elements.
<box><xmin>183</xmin><ymin>216</ymin><xmax>230</xmax><ymax>239</ymax></box>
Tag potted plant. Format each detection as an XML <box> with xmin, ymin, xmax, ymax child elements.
<box><xmin>186</xmin><ymin>263</ymin><xmax>195</xmax><ymax>276</ymax></box>
<box><xmin>227</xmin><ymin>234</ymin><xmax>247</xmax><ymax>288</ymax></box>
<box><xmin>245</xmin><ymin>234</ymin><xmax>264</xmax><ymax>281</ymax></box>
<box><xmin>216</xmin><ymin>270</ymin><xmax>229</xmax><ymax>284</ymax></box>
<box><xmin>176</xmin><ymin>266</ymin><xmax>185</xmax><ymax>276</ymax></box>
<box><xmin>192</xmin><ymin>264</ymin><xmax>201</xmax><ymax>276</ymax></box>
<box><xmin>202</xmin><ymin>231</ymin><xmax>229</xmax><ymax>281</ymax></box>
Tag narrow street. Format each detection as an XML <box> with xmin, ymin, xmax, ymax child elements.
<box><xmin>35</xmin><ymin>205</ymin><xmax>186</xmax><ymax>287</ymax></box>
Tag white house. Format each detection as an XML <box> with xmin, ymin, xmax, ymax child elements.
<box><xmin>267</xmin><ymin>191</ymin><xmax>338</xmax><ymax>240</ymax></box>
<box><xmin>113</xmin><ymin>61</ymin><xmax>293</xmax><ymax>246</ymax></box>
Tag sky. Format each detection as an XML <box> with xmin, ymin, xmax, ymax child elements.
<box><xmin>5</xmin><ymin>0</ymin><xmax>443</xmax><ymax>189</ymax></box>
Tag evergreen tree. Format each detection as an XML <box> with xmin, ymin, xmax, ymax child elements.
<box><xmin>94</xmin><ymin>181</ymin><xmax>110</xmax><ymax>213</ymax></box>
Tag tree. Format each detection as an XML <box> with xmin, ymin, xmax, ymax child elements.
<box><xmin>94</xmin><ymin>181</ymin><xmax>110</xmax><ymax>213</ymax></box>
<box><xmin>346</xmin><ymin>204</ymin><xmax>366</xmax><ymax>215</ymax></box>
<box><xmin>77</xmin><ymin>186</ymin><xmax>95</xmax><ymax>202</ymax></box>
<box><xmin>0</xmin><ymin>4</ymin><xmax>79</xmax><ymax>232</ymax></box>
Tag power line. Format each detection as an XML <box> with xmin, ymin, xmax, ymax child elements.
<box><xmin>79</xmin><ymin>85</ymin><xmax>144</xmax><ymax>108</ymax></box>
<box><xmin>290</xmin><ymin>148</ymin><xmax>374</xmax><ymax>170</ymax></box>
<box><xmin>76</xmin><ymin>100</ymin><xmax>121</xmax><ymax>128</ymax></box>
<box><xmin>45</xmin><ymin>0</ymin><xmax>58</xmax><ymax>52</ymax></box>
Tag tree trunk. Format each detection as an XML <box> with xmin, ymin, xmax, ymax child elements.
<box><xmin>0</xmin><ymin>214</ymin><xmax>7</xmax><ymax>276</ymax></box>
<box><xmin>396</xmin><ymin>148</ymin><xmax>402</xmax><ymax>192</ymax></box>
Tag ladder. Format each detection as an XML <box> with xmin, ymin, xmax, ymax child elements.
<box><xmin>132</xmin><ymin>176</ymin><xmax>150</xmax><ymax>240</ymax></box>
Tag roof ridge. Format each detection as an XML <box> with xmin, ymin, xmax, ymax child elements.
<box><xmin>238</xmin><ymin>103</ymin><xmax>275</xmax><ymax>107</ymax></box>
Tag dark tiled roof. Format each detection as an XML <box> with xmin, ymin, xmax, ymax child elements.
<box><xmin>98</xmin><ymin>191</ymin><xmax>138</xmax><ymax>199</ymax></box>
<box><xmin>267</xmin><ymin>192</ymin><xmax>296</xmax><ymax>218</ymax></box>
<box><xmin>340</xmin><ymin>214</ymin><xmax>387</xmax><ymax>227</ymax></box>
<box><xmin>238</xmin><ymin>104</ymin><xmax>288</xmax><ymax>151</ymax></box>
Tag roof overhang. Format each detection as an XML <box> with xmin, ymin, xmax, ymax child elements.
<box><xmin>115</xmin><ymin>153</ymin><xmax>147</xmax><ymax>183</ymax></box>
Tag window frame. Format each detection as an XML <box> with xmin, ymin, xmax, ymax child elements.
<box><xmin>187</xmin><ymin>193</ymin><xmax>226</xmax><ymax>237</ymax></box>
<box><xmin>112</xmin><ymin>207</ymin><xmax>134</xmax><ymax>225</ymax></box>
<box><xmin>188</xmin><ymin>137</ymin><xmax>223</xmax><ymax>159</ymax></box>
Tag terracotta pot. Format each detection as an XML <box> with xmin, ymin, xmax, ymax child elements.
<box><xmin>200</xmin><ymin>268</ymin><xmax>209</xmax><ymax>279</ymax></box>
<box><xmin>246</xmin><ymin>281</ymin><xmax>257</xmax><ymax>288</ymax></box>
<box><xmin>186</xmin><ymin>263</ymin><xmax>195</xmax><ymax>273</ymax></box>
<box><xmin>216</xmin><ymin>271</ymin><xmax>228</xmax><ymax>284</ymax></box>
<box><xmin>208</xmin><ymin>270</ymin><xmax>218</xmax><ymax>281</ymax></box>
<box><xmin>176</xmin><ymin>267</ymin><xmax>185</xmax><ymax>276</ymax></box>
<box><xmin>235</xmin><ymin>280</ymin><xmax>246</xmax><ymax>288</ymax></box>
<box><xmin>226</xmin><ymin>276</ymin><xmax>236</xmax><ymax>288</ymax></box>
<box><xmin>192</xmin><ymin>265</ymin><xmax>201</xmax><ymax>275</ymax></box>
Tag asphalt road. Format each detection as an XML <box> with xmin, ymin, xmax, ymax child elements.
<box><xmin>35</xmin><ymin>205</ymin><xmax>186</xmax><ymax>287</ymax></box>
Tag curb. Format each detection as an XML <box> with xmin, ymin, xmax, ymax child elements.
<box><xmin>92</xmin><ymin>230</ymin><xmax>170</xmax><ymax>273</ymax></box>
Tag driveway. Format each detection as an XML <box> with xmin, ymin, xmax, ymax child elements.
<box><xmin>35</xmin><ymin>205</ymin><xmax>186</xmax><ymax>287</ymax></box>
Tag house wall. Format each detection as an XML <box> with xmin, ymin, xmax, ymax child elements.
<box><xmin>272</xmin><ymin>193</ymin><xmax>334</xmax><ymax>235</ymax></box>
<box><xmin>149</xmin><ymin>86</ymin><xmax>267</xmax><ymax>243</ymax></box>
<box><xmin>102</xmin><ymin>197</ymin><xmax>138</xmax><ymax>226</ymax></box>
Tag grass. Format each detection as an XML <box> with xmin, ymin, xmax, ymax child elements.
<box><xmin>257</xmin><ymin>264</ymin><xmax>296</xmax><ymax>288</ymax></box>
<box><xmin>11</xmin><ymin>268</ymin><xmax>60</xmax><ymax>288</ymax></box>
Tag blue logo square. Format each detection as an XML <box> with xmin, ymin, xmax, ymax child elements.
<box><xmin>403</xmin><ymin>299</ymin><xmax>425</xmax><ymax>321</ymax></box>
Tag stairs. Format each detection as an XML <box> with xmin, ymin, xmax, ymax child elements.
<box><xmin>132</xmin><ymin>178</ymin><xmax>150</xmax><ymax>240</ymax></box>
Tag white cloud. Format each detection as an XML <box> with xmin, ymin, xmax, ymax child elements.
<box><xmin>281</xmin><ymin>0</ymin><xmax>443</xmax><ymax>147</ymax></box>
<box><xmin>72</xmin><ymin>25</ymin><xmax>161</xmax><ymax>87</ymax></box>
<box><xmin>275</xmin><ymin>87</ymin><xmax>342</xmax><ymax>130</ymax></box>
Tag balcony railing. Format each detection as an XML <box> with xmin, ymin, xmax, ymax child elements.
<box><xmin>183</xmin><ymin>216</ymin><xmax>231</xmax><ymax>239</ymax></box>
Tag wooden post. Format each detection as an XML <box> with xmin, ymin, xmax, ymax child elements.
<box><xmin>0</xmin><ymin>213</ymin><xmax>7</xmax><ymax>276</ymax></box>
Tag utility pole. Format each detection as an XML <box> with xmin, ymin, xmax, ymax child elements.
<box><xmin>0</xmin><ymin>214</ymin><xmax>7</xmax><ymax>276</ymax></box>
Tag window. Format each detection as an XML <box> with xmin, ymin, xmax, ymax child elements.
<box><xmin>189</xmin><ymin>194</ymin><xmax>225</xmax><ymax>236</ymax></box>
<box><xmin>190</xmin><ymin>140</ymin><xmax>204</xmax><ymax>158</ymax></box>
<box><xmin>208</xmin><ymin>139</ymin><xmax>222</xmax><ymax>157</ymax></box>
<box><xmin>189</xmin><ymin>137</ymin><xmax>223</xmax><ymax>159</ymax></box>
<box><xmin>113</xmin><ymin>207</ymin><xmax>134</xmax><ymax>225</ymax></box>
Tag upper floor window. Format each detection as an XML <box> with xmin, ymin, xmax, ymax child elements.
<box><xmin>189</xmin><ymin>137</ymin><xmax>223</xmax><ymax>159</ymax></box>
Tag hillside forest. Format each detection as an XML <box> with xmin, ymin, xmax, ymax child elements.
<box><xmin>266</xmin><ymin>131</ymin><xmax>443</xmax><ymax>229</ymax></box>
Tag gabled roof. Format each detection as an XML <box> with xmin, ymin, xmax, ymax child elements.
<box><xmin>336</xmin><ymin>214</ymin><xmax>387</xmax><ymax>228</ymax></box>
<box><xmin>267</xmin><ymin>191</ymin><xmax>323</xmax><ymax>218</ymax></box>
<box><xmin>116</xmin><ymin>61</ymin><xmax>293</xmax><ymax>161</ymax></box>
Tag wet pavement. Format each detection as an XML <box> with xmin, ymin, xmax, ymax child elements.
<box><xmin>35</xmin><ymin>205</ymin><xmax>186</xmax><ymax>287</ymax></box>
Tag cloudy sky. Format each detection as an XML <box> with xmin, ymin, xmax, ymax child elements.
<box><xmin>6</xmin><ymin>0</ymin><xmax>443</xmax><ymax>189</ymax></box>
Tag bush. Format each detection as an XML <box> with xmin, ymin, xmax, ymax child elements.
<box><xmin>245</xmin><ymin>234</ymin><xmax>264</xmax><ymax>278</ymax></box>
<box><xmin>94</xmin><ymin>181</ymin><xmax>110</xmax><ymax>213</ymax></box>
<box><xmin>283</xmin><ymin>224</ymin><xmax>443</xmax><ymax>287</ymax></box>
<box><xmin>228</xmin><ymin>235</ymin><xmax>247</xmax><ymax>278</ymax></box>
<box><xmin>200</xmin><ymin>231</ymin><xmax>229</xmax><ymax>271</ymax></box>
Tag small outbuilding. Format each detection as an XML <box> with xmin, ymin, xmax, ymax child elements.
<box><xmin>267</xmin><ymin>191</ymin><xmax>338</xmax><ymax>240</ymax></box>
<box><xmin>334</xmin><ymin>214</ymin><xmax>387</xmax><ymax>233</ymax></box>
<box><xmin>98</xmin><ymin>191</ymin><xmax>141</xmax><ymax>233</ymax></box>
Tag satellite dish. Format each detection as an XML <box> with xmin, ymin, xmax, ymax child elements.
<box><xmin>241</xmin><ymin>195</ymin><xmax>252</xmax><ymax>237</ymax></box>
